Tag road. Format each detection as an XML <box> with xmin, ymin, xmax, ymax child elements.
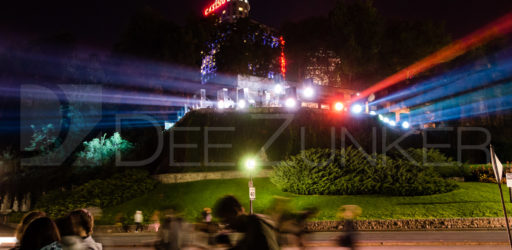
<box><xmin>1</xmin><ymin>223</ymin><xmax>512</xmax><ymax>249</ymax></box>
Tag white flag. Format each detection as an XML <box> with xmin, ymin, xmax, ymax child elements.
<box><xmin>491</xmin><ymin>145</ymin><xmax>504</xmax><ymax>182</ymax></box>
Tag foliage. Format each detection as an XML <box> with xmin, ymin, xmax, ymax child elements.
<box><xmin>99</xmin><ymin>178</ymin><xmax>512</xmax><ymax>224</ymax></box>
<box><xmin>75</xmin><ymin>132</ymin><xmax>134</xmax><ymax>167</ymax></box>
<box><xmin>24</xmin><ymin>124</ymin><xmax>59</xmax><ymax>153</ymax></box>
<box><xmin>402</xmin><ymin>148</ymin><xmax>467</xmax><ymax>178</ymax></box>
<box><xmin>35</xmin><ymin>169</ymin><xmax>158</xmax><ymax>218</ymax></box>
<box><xmin>282</xmin><ymin>0</ymin><xmax>451</xmax><ymax>88</ymax></box>
<box><xmin>466</xmin><ymin>164</ymin><xmax>510</xmax><ymax>184</ymax></box>
<box><xmin>271</xmin><ymin>147</ymin><xmax>458</xmax><ymax>196</ymax></box>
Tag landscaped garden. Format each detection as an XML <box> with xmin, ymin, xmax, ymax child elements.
<box><xmin>96</xmin><ymin>178</ymin><xmax>512</xmax><ymax>224</ymax></box>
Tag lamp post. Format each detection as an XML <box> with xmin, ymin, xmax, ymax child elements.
<box><xmin>245</xmin><ymin>158</ymin><xmax>256</xmax><ymax>214</ymax></box>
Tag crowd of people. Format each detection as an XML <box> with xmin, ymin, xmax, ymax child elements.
<box><xmin>13</xmin><ymin>209</ymin><xmax>102</xmax><ymax>250</ymax></box>
<box><xmin>11</xmin><ymin>196</ymin><xmax>360</xmax><ymax>250</ymax></box>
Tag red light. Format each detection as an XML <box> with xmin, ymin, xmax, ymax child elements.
<box><xmin>204</xmin><ymin>0</ymin><xmax>227</xmax><ymax>16</ymax></box>
<box><xmin>280</xmin><ymin>36</ymin><xmax>286</xmax><ymax>79</ymax></box>
<box><xmin>334</xmin><ymin>102</ymin><xmax>344</xmax><ymax>111</ymax></box>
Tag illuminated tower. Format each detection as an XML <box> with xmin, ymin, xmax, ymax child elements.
<box><xmin>200</xmin><ymin>0</ymin><xmax>285</xmax><ymax>84</ymax></box>
<box><xmin>203</xmin><ymin>0</ymin><xmax>250</xmax><ymax>23</ymax></box>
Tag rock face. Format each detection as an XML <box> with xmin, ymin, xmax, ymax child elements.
<box><xmin>306</xmin><ymin>218</ymin><xmax>511</xmax><ymax>231</ymax></box>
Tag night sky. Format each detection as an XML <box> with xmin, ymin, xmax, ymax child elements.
<box><xmin>1</xmin><ymin>0</ymin><xmax>512</xmax><ymax>49</ymax></box>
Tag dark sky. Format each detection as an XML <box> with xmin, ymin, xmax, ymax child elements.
<box><xmin>1</xmin><ymin>0</ymin><xmax>512</xmax><ymax>49</ymax></box>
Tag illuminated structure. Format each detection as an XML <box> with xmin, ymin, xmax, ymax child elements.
<box><xmin>204</xmin><ymin>0</ymin><xmax>250</xmax><ymax>23</ymax></box>
<box><xmin>200</xmin><ymin>0</ymin><xmax>288</xmax><ymax>110</ymax></box>
<box><xmin>200</xmin><ymin>0</ymin><xmax>284</xmax><ymax>84</ymax></box>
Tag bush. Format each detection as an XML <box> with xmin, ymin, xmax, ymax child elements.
<box><xmin>466</xmin><ymin>164</ymin><xmax>509</xmax><ymax>183</ymax></box>
<box><xmin>271</xmin><ymin>147</ymin><xmax>458</xmax><ymax>196</ymax></box>
<box><xmin>404</xmin><ymin>148</ymin><xmax>466</xmax><ymax>178</ymax></box>
<box><xmin>35</xmin><ymin>169</ymin><xmax>158</xmax><ymax>218</ymax></box>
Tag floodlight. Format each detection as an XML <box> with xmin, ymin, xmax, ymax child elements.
<box><xmin>351</xmin><ymin>104</ymin><xmax>363</xmax><ymax>114</ymax></box>
<box><xmin>274</xmin><ymin>84</ymin><xmax>284</xmax><ymax>94</ymax></box>
<box><xmin>401</xmin><ymin>121</ymin><xmax>410</xmax><ymax>129</ymax></box>
<box><xmin>238</xmin><ymin>99</ymin><xmax>246</xmax><ymax>109</ymax></box>
<box><xmin>334</xmin><ymin>102</ymin><xmax>344</xmax><ymax>111</ymax></box>
<box><xmin>285</xmin><ymin>98</ymin><xmax>296</xmax><ymax>108</ymax></box>
<box><xmin>217</xmin><ymin>100</ymin><xmax>225</xmax><ymax>109</ymax></box>
<box><xmin>303</xmin><ymin>87</ymin><xmax>314</xmax><ymax>98</ymax></box>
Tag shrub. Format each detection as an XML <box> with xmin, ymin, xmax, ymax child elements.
<box><xmin>271</xmin><ymin>147</ymin><xmax>458</xmax><ymax>196</ymax></box>
<box><xmin>403</xmin><ymin>148</ymin><xmax>466</xmax><ymax>178</ymax></box>
<box><xmin>35</xmin><ymin>169</ymin><xmax>158</xmax><ymax>218</ymax></box>
<box><xmin>466</xmin><ymin>164</ymin><xmax>509</xmax><ymax>183</ymax></box>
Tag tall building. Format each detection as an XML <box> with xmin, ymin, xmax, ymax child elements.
<box><xmin>200</xmin><ymin>0</ymin><xmax>285</xmax><ymax>84</ymax></box>
<box><xmin>203</xmin><ymin>0</ymin><xmax>250</xmax><ymax>23</ymax></box>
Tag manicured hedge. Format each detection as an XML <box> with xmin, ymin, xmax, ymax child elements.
<box><xmin>35</xmin><ymin>169</ymin><xmax>158</xmax><ymax>218</ymax></box>
<box><xmin>271</xmin><ymin>147</ymin><xmax>458</xmax><ymax>196</ymax></box>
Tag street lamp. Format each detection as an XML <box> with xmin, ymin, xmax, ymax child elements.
<box><xmin>244</xmin><ymin>157</ymin><xmax>257</xmax><ymax>214</ymax></box>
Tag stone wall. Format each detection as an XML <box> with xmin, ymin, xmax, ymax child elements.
<box><xmin>153</xmin><ymin>169</ymin><xmax>273</xmax><ymax>184</ymax></box>
<box><xmin>306</xmin><ymin>217</ymin><xmax>511</xmax><ymax>231</ymax></box>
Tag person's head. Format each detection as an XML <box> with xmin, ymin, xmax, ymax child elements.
<box><xmin>15</xmin><ymin>211</ymin><xmax>46</xmax><ymax>241</ymax></box>
<box><xmin>19</xmin><ymin>217</ymin><xmax>60</xmax><ymax>250</ymax></box>
<box><xmin>68</xmin><ymin>209</ymin><xmax>94</xmax><ymax>237</ymax></box>
<box><xmin>213</xmin><ymin>195</ymin><xmax>244</xmax><ymax>224</ymax></box>
<box><xmin>55</xmin><ymin>216</ymin><xmax>74</xmax><ymax>237</ymax></box>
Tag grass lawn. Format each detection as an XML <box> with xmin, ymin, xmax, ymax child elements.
<box><xmin>98</xmin><ymin>178</ymin><xmax>512</xmax><ymax>224</ymax></box>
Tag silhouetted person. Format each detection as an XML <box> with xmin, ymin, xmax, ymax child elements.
<box><xmin>337</xmin><ymin>205</ymin><xmax>362</xmax><ymax>250</ymax></box>
<box><xmin>213</xmin><ymin>195</ymin><xmax>279</xmax><ymax>250</ymax></box>
<box><xmin>15</xmin><ymin>211</ymin><xmax>46</xmax><ymax>243</ymax></box>
<box><xmin>155</xmin><ymin>216</ymin><xmax>183</xmax><ymax>250</ymax></box>
<box><xmin>19</xmin><ymin>217</ymin><xmax>61</xmax><ymax>250</ymax></box>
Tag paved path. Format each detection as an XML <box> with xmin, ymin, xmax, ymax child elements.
<box><xmin>2</xmin><ymin>228</ymin><xmax>512</xmax><ymax>249</ymax></box>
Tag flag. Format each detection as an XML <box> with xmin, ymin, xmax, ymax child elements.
<box><xmin>491</xmin><ymin>145</ymin><xmax>504</xmax><ymax>182</ymax></box>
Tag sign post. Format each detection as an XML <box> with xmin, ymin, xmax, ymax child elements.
<box><xmin>491</xmin><ymin>145</ymin><xmax>512</xmax><ymax>249</ymax></box>
<box><xmin>249</xmin><ymin>179</ymin><xmax>255</xmax><ymax>214</ymax></box>
<box><xmin>507</xmin><ymin>173</ymin><xmax>512</xmax><ymax>203</ymax></box>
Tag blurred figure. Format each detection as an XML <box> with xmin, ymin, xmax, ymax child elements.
<box><xmin>199</xmin><ymin>208</ymin><xmax>217</xmax><ymax>245</ymax></box>
<box><xmin>115</xmin><ymin>213</ymin><xmax>130</xmax><ymax>232</ymax></box>
<box><xmin>134</xmin><ymin>210</ymin><xmax>144</xmax><ymax>232</ymax></box>
<box><xmin>155</xmin><ymin>215</ymin><xmax>184</xmax><ymax>250</ymax></box>
<box><xmin>150</xmin><ymin>211</ymin><xmax>161</xmax><ymax>232</ymax></box>
<box><xmin>213</xmin><ymin>195</ymin><xmax>279</xmax><ymax>250</ymax></box>
<box><xmin>268</xmin><ymin>198</ymin><xmax>317</xmax><ymax>248</ymax></box>
<box><xmin>56</xmin><ymin>216</ymin><xmax>83</xmax><ymax>250</ymax></box>
<box><xmin>57</xmin><ymin>209</ymin><xmax>102</xmax><ymax>250</ymax></box>
<box><xmin>19</xmin><ymin>217</ymin><xmax>61</xmax><ymax>250</ymax></box>
<box><xmin>337</xmin><ymin>205</ymin><xmax>362</xmax><ymax>250</ymax></box>
<box><xmin>14</xmin><ymin>211</ymin><xmax>46</xmax><ymax>244</ymax></box>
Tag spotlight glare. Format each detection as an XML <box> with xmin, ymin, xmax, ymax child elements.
<box><xmin>285</xmin><ymin>98</ymin><xmax>296</xmax><ymax>108</ymax></box>
<box><xmin>383</xmin><ymin>117</ymin><xmax>390</xmax><ymax>123</ymax></box>
<box><xmin>238</xmin><ymin>99</ymin><xmax>246</xmax><ymax>109</ymax></box>
<box><xmin>303</xmin><ymin>87</ymin><xmax>314</xmax><ymax>98</ymax></box>
<box><xmin>274</xmin><ymin>84</ymin><xmax>284</xmax><ymax>94</ymax></box>
<box><xmin>389</xmin><ymin>121</ymin><xmax>397</xmax><ymax>126</ymax></box>
<box><xmin>369</xmin><ymin>111</ymin><xmax>377</xmax><ymax>116</ymax></box>
<box><xmin>334</xmin><ymin>102</ymin><xmax>344</xmax><ymax>111</ymax></box>
<box><xmin>217</xmin><ymin>100</ymin><xmax>225</xmax><ymax>109</ymax></box>
<box><xmin>378</xmin><ymin>114</ymin><xmax>383</xmax><ymax>120</ymax></box>
<box><xmin>351</xmin><ymin>104</ymin><xmax>363</xmax><ymax>114</ymax></box>
<box><xmin>402</xmin><ymin>121</ymin><xmax>410</xmax><ymax>129</ymax></box>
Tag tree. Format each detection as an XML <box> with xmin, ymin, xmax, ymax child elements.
<box><xmin>75</xmin><ymin>132</ymin><xmax>134</xmax><ymax>167</ymax></box>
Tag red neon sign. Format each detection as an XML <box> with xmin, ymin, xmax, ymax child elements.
<box><xmin>280</xmin><ymin>36</ymin><xmax>286</xmax><ymax>79</ymax></box>
<box><xmin>204</xmin><ymin>0</ymin><xmax>227</xmax><ymax>16</ymax></box>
